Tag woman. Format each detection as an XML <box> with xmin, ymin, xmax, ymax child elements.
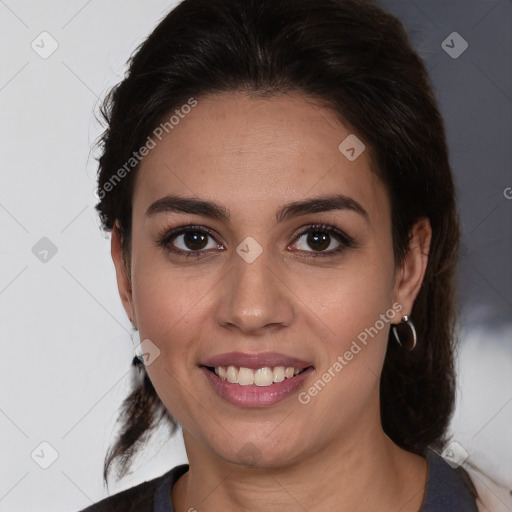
<box><xmin>81</xmin><ymin>0</ymin><xmax>480</xmax><ymax>510</ymax></box>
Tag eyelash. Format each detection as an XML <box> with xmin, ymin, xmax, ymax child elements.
<box><xmin>156</xmin><ymin>223</ymin><xmax>357</xmax><ymax>259</ymax></box>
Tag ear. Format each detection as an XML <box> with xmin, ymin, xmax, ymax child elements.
<box><xmin>111</xmin><ymin>222</ymin><xmax>137</xmax><ymax>329</ymax></box>
<box><xmin>392</xmin><ymin>217</ymin><xmax>432</xmax><ymax>318</ymax></box>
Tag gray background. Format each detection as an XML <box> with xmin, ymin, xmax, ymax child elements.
<box><xmin>0</xmin><ymin>1</ymin><xmax>510</xmax><ymax>511</ymax></box>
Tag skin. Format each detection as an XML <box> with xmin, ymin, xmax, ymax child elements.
<box><xmin>111</xmin><ymin>92</ymin><xmax>432</xmax><ymax>512</ymax></box>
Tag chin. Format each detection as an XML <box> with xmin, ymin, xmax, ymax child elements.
<box><xmin>210</xmin><ymin>432</ymin><xmax>304</xmax><ymax>469</ymax></box>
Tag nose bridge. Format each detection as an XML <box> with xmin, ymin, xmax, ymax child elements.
<box><xmin>215</xmin><ymin>240</ymin><xmax>294</xmax><ymax>334</ymax></box>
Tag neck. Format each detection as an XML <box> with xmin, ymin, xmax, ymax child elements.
<box><xmin>172</xmin><ymin>411</ymin><xmax>427</xmax><ymax>512</ymax></box>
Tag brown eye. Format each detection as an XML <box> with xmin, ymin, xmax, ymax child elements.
<box><xmin>181</xmin><ymin>231</ymin><xmax>209</xmax><ymax>250</ymax></box>
<box><xmin>170</xmin><ymin>230</ymin><xmax>220</xmax><ymax>252</ymax></box>
<box><xmin>293</xmin><ymin>228</ymin><xmax>341</xmax><ymax>253</ymax></box>
<box><xmin>306</xmin><ymin>231</ymin><xmax>332</xmax><ymax>251</ymax></box>
<box><xmin>159</xmin><ymin>226</ymin><xmax>224</xmax><ymax>257</ymax></box>
<box><xmin>289</xmin><ymin>224</ymin><xmax>356</xmax><ymax>257</ymax></box>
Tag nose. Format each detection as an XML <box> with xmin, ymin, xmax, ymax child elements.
<box><xmin>214</xmin><ymin>246</ymin><xmax>295</xmax><ymax>336</ymax></box>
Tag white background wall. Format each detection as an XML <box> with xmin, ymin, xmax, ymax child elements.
<box><xmin>0</xmin><ymin>1</ymin><xmax>511</xmax><ymax>511</ymax></box>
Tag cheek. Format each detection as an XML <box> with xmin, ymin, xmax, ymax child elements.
<box><xmin>132</xmin><ymin>242</ymin><xmax>396</xmax><ymax>363</ymax></box>
<box><xmin>131</xmin><ymin>263</ymin><xmax>210</xmax><ymax>359</ymax></box>
<box><xmin>129</xmin><ymin>250</ymin><xmax>222</xmax><ymax>419</ymax></box>
<box><xmin>295</xmin><ymin>255</ymin><xmax>395</xmax><ymax>341</ymax></box>
<box><xmin>132</xmin><ymin>270</ymin><xmax>209</xmax><ymax>427</ymax></box>
<box><xmin>291</xmin><ymin>255</ymin><xmax>396</xmax><ymax>413</ymax></box>
<box><xmin>130</xmin><ymin>233</ymin><xmax>218</xmax><ymax>335</ymax></box>
<box><xmin>129</xmin><ymin>228</ymin><xmax>396</xmax><ymax>431</ymax></box>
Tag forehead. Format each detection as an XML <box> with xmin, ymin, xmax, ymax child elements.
<box><xmin>133</xmin><ymin>92</ymin><xmax>388</xmax><ymax>224</ymax></box>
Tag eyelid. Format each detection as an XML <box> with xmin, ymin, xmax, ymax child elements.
<box><xmin>157</xmin><ymin>224</ymin><xmax>224</xmax><ymax>256</ymax></box>
<box><xmin>291</xmin><ymin>223</ymin><xmax>355</xmax><ymax>247</ymax></box>
<box><xmin>157</xmin><ymin>223</ymin><xmax>356</xmax><ymax>258</ymax></box>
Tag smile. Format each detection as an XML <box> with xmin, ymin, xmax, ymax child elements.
<box><xmin>200</xmin><ymin>354</ymin><xmax>314</xmax><ymax>407</ymax></box>
<box><xmin>207</xmin><ymin>365</ymin><xmax>307</xmax><ymax>387</ymax></box>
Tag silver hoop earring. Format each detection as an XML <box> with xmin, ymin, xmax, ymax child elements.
<box><xmin>392</xmin><ymin>315</ymin><xmax>417</xmax><ymax>351</ymax></box>
<box><xmin>131</xmin><ymin>328</ymin><xmax>144</xmax><ymax>365</ymax></box>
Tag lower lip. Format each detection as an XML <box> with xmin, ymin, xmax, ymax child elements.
<box><xmin>201</xmin><ymin>366</ymin><xmax>314</xmax><ymax>407</ymax></box>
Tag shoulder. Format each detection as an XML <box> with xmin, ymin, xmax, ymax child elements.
<box><xmin>421</xmin><ymin>449</ymin><xmax>479</xmax><ymax>512</ymax></box>
<box><xmin>75</xmin><ymin>464</ymin><xmax>189</xmax><ymax>512</ymax></box>
<box><xmin>76</xmin><ymin>474</ymin><xmax>166</xmax><ymax>512</ymax></box>
<box><xmin>465</xmin><ymin>462</ymin><xmax>512</xmax><ymax>512</ymax></box>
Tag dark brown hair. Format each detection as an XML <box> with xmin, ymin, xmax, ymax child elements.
<box><xmin>95</xmin><ymin>0</ymin><xmax>460</xmax><ymax>483</ymax></box>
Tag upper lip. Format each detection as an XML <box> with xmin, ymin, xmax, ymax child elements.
<box><xmin>202</xmin><ymin>351</ymin><xmax>313</xmax><ymax>370</ymax></box>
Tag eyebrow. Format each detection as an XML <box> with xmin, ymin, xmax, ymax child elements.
<box><xmin>145</xmin><ymin>193</ymin><xmax>369</xmax><ymax>223</ymax></box>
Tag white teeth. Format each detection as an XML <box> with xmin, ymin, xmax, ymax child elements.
<box><xmin>226</xmin><ymin>365</ymin><xmax>238</xmax><ymax>383</ymax></box>
<box><xmin>285</xmin><ymin>367</ymin><xmax>295</xmax><ymax>379</ymax></box>
<box><xmin>238</xmin><ymin>367</ymin><xmax>255</xmax><ymax>386</ymax></box>
<box><xmin>273</xmin><ymin>366</ymin><xmax>285</xmax><ymax>383</ymax></box>
<box><xmin>213</xmin><ymin>365</ymin><xmax>306</xmax><ymax>386</ymax></box>
<box><xmin>254</xmin><ymin>367</ymin><xmax>273</xmax><ymax>386</ymax></box>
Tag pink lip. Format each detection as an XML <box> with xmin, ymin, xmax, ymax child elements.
<box><xmin>200</xmin><ymin>366</ymin><xmax>314</xmax><ymax>407</ymax></box>
<box><xmin>202</xmin><ymin>351</ymin><xmax>313</xmax><ymax>370</ymax></box>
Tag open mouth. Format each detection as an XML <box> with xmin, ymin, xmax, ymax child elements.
<box><xmin>204</xmin><ymin>365</ymin><xmax>312</xmax><ymax>387</ymax></box>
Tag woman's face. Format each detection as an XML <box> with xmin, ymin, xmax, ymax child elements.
<box><xmin>112</xmin><ymin>92</ymin><xmax>428</xmax><ymax>467</ymax></box>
